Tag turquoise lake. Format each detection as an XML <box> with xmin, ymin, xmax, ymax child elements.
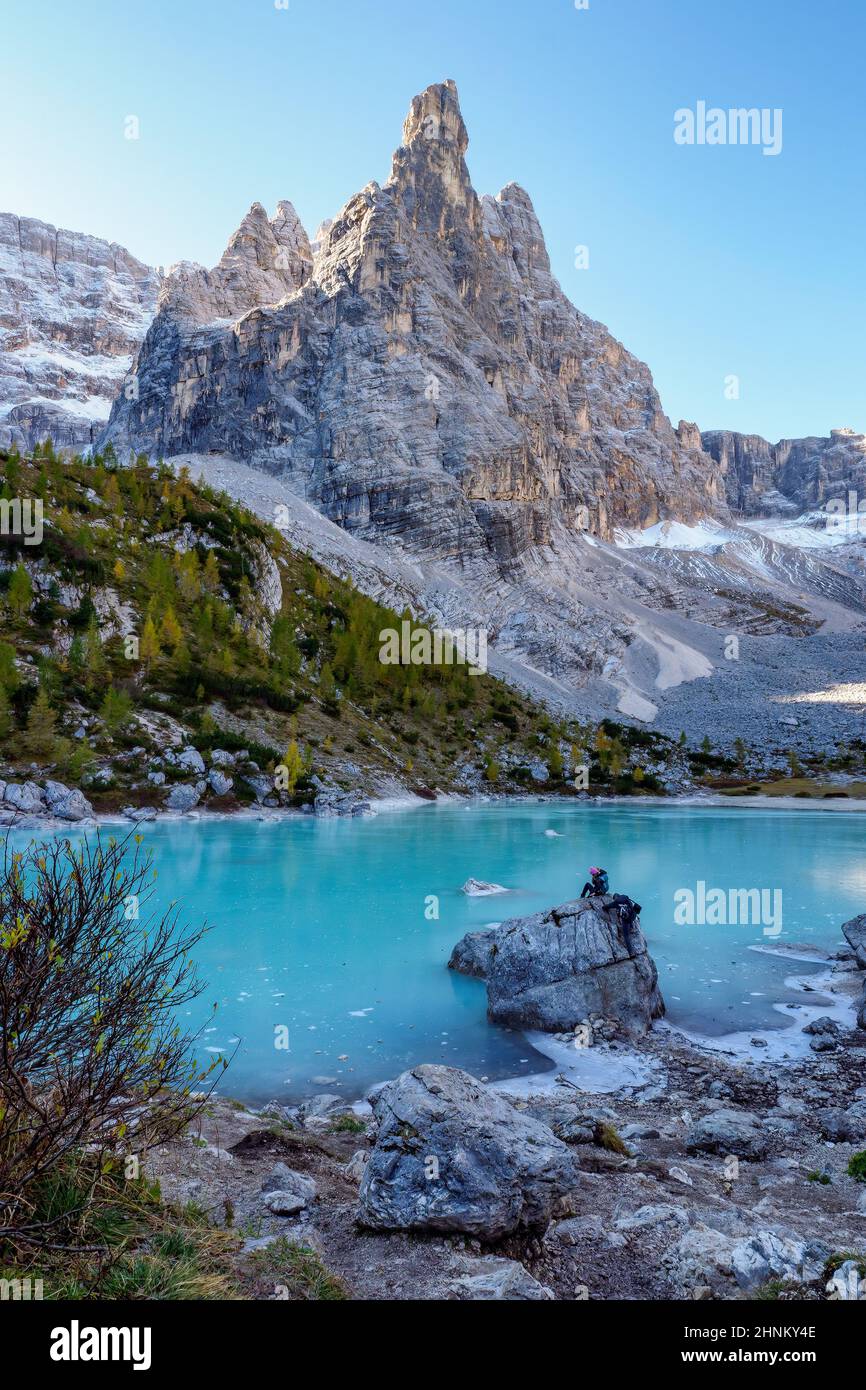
<box><xmin>17</xmin><ymin>802</ymin><xmax>865</xmax><ymax>1103</ymax></box>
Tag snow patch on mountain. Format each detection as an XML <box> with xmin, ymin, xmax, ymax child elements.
<box><xmin>0</xmin><ymin>212</ymin><xmax>161</xmax><ymax>450</ymax></box>
<box><xmin>614</xmin><ymin>519</ymin><xmax>737</xmax><ymax>552</ymax></box>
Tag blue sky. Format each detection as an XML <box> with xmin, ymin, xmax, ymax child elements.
<box><xmin>3</xmin><ymin>0</ymin><xmax>864</xmax><ymax>441</ymax></box>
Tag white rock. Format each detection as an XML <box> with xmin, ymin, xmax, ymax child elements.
<box><xmin>175</xmin><ymin>747</ymin><xmax>206</xmax><ymax>774</ymax></box>
<box><xmin>165</xmin><ymin>784</ymin><xmax>200</xmax><ymax>812</ymax></box>
<box><xmin>343</xmin><ymin>1151</ymin><xmax>368</xmax><ymax>1184</ymax></box>
<box><xmin>3</xmin><ymin>781</ymin><xmax>46</xmax><ymax>813</ymax></box>
<box><xmin>447</xmin><ymin>1256</ymin><xmax>554</xmax><ymax>1301</ymax></box>
<box><xmin>615</xmin><ymin>1204</ymin><xmax>689</xmax><ymax>1232</ymax></box>
<box><xmin>825</xmin><ymin>1259</ymin><xmax>865</xmax><ymax>1300</ymax></box>
<box><xmin>261</xmin><ymin>1163</ymin><xmax>317</xmax><ymax>1216</ymax></box>
<box><xmin>461</xmin><ymin>878</ymin><xmax>509</xmax><ymax>897</ymax></box>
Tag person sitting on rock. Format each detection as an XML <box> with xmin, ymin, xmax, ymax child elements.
<box><xmin>580</xmin><ymin>865</ymin><xmax>609</xmax><ymax>898</ymax></box>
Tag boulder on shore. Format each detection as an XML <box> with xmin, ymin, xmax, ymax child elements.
<box><xmin>1</xmin><ymin>780</ymin><xmax>94</xmax><ymax>821</ymax></box>
<box><xmin>357</xmin><ymin>1064</ymin><xmax>580</xmax><ymax>1238</ymax></box>
<box><xmin>3</xmin><ymin>781</ymin><xmax>46</xmax><ymax>813</ymax></box>
<box><xmin>685</xmin><ymin>1109</ymin><xmax>768</xmax><ymax>1160</ymax></box>
<box><xmin>165</xmin><ymin>783</ymin><xmax>200</xmax><ymax>813</ymax></box>
<box><xmin>313</xmin><ymin>789</ymin><xmax>372</xmax><ymax>818</ymax></box>
<box><xmin>448</xmin><ymin>895</ymin><xmax>664</xmax><ymax>1037</ymax></box>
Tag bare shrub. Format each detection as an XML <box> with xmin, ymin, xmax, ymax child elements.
<box><xmin>0</xmin><ymin>831</ymin><xmax>221</xmax><ymax>1249</ymax></box>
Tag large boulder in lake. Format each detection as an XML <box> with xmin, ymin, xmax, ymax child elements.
<box><xmin>357</xmin><ymin>1065</ymin><xmax>580</xmax><ymax>1239</ymax></box>
<box><xmin>448</xmin><ymin>896</ymin><xmax>664</xmax><ymax>1036</ymax></box>
<box><xmin>842</xmin><ymin>913</ymin><xmax>866</xmax><ymax>970</ymax></box>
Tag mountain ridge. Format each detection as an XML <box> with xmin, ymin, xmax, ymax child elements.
<box><xmin>102</xmin><ymin>79</ymin><xmax>726</xmax><ymax>548</ymax></box>
<box><xmin>1</xmin><ymin>83</ymin><xmax>863</xmax><ymax>746</ymax></box>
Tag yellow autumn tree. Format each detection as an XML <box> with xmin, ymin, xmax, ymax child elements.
<box><xmin>277</xmin><ymin>738</ymin><xmax>305</xmax><ymax>796</ymax></box>
<box><xmin>140</xmin><ymin>617</ymin><xmax>161</xmax><ymax>669</ymax></box>
<box><xmin>160</xmin><ymin>606</ymin><xmax>183</xmax><ymax>651</ymax></box>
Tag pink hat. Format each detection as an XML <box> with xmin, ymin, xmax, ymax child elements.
<box><xmin>589</xmin><ymin>866</ymin><xmax>600</xmax><ymax>875</ymax></box>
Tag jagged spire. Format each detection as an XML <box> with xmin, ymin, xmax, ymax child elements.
<box><xmin>388</xmin><ymin>80</ymin><xmax>480</xmax><ymax>236</ymax></box>
<box><xmin>160</xmin><ymin>201</ymin><xmax>312</xmax><ymax>324</ymax></box>
<box><xmin>400</xmin><ymin>79</ymin><xmax>468</xmax><ymax>154</ymax></box>
<box><xmin>219</xmin><ymin>201</ymin><xmax>311</xmax><ymax>290</ymax></box>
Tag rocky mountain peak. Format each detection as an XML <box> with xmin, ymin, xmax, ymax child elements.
<box><xmin>400</xmin><ymin>78</ymin><xmax>468</xmax><ymax>154</ymax></box>
<box><xmin>486</xmin><ymin>182</ymin><xmax>552</xmax><ymax>279</ymax></box>
<box><xmin>224</xmin><ymin>200</ymin><xmax>311</xmax><ymax>282</ymax></box>
<box><xmin>157</xmin><ymin>200</ymin><xmax>312</xmax><ymax>326</ymax></box>
<box><xmin>104</xmin><ymin>78</ymin><xmax>726</xmax><ymax>549</ymax></box>
<box><xmin>388</xmin><ymin>80</ymin><xmax>480</xmax><ymax>237</ymax></box>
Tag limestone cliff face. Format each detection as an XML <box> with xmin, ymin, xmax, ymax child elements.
<box><xmin>0</xmin><ymin>213</ymin><xmax>161</xmax><ymax>450</ymax></box>
<box><xmin>103</xmin><ymin>81</ymin><xmax>724</xmax><ymax>567</ymax></box>
<box><xmin>703</xmin><ymin>428</ymin><xmax>866</xmax><ymax>515</ymax></box>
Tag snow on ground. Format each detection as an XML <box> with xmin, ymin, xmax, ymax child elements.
<box><xmin>744</xmin><ymin>512</ymin><xmax>866</xmax><ymax>550</ymax></box>
<box><xmin>494</xmin><ymin>1033</ymin><xmax>661</xmax><ymax>1097</ymax></box>
<box><xmin>613</xmin><ymin>518</ymin><xmax>736</xmax><ymax>551</ymax></box>
<box><xmin>662</xmin><ymin>960</ymin><xmax>860</xmax><ymax>1065</ymax></box>
<box><xmin>646</xmin><ymin>629</ymin><xmax>714</xmax><ymax>691</ymax></box>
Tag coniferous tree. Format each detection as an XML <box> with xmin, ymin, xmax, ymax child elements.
<box><xmin>160</xmin><ymin>606</ymin><xmax>183</xmax><ymax>652</ymax></box>
<box><xmin>278</xmin><ymin>738</ymin><xmax>305</xmax><ymax>796</ymax></box>
<box><xmin>23</xmin><ymin>686</ymin><xmax>59</xmax><ymax>760</ymax></box>
<box><xmin>7</xmin><ymin>564</ymin><xmax>32</xmax><ymax>621</ymax></box>
<box><xmin>319</xmin><ymin>663</ymin><xmax>337</xmax><ymax>703</ymax></box>
<box><xmin>100</xmin><ymin>686</ymin><xmax>133</xmax><ymax>734</ymax></box>
<box><xmin>81</xmin><ymin>618</ymin><xmax>106</xmax><ymax>691</ymax></box>
<box><xmin>0</xmin><ymin>640</ymin><xmax>19</xmax><ymax>692</ymax></box>
<box><xmin>0</xmin><ymin>684</ymin><xmax>12</xmax><ymax>742</ymax></box>
<box><xmin>269</xmin><ymin>614</ymin><xmax>300</xmax><ymax>683</ymax></box>
<box><xmin>140</xmin><ymin>617</ymin><xmax>161</xmax><ymax>669</ymax></box>
<box><xmin>202</xmin><ymin>552</ymin><xmax>220</xmax><ymax>594</ymax></box>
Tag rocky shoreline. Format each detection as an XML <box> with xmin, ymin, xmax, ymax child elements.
<box><xmin>4</xmin><ymin>768</ymin><xmax>866</xmax><ymax>838</ymax></box>
<box><xmin>143</xmin><ymin>899</ymin><xmax>866</xmax><ymax>1302</ymax></box>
